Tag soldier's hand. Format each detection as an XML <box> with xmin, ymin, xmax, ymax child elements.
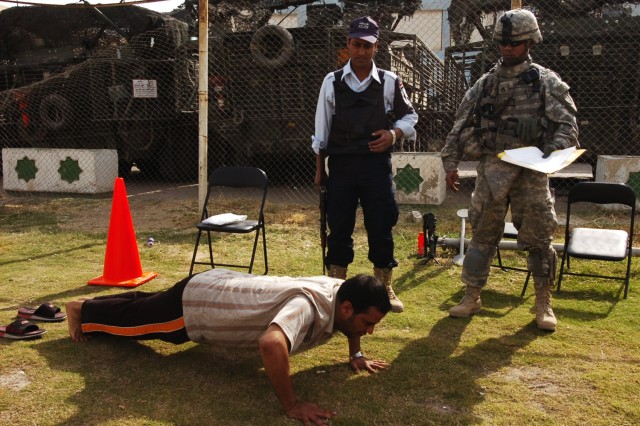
<box><xmin>541</xmin><ymin>141</ymin><xmax>565</xmax><ymax>159</ymax></box>
<box><xmin>445</xmin><ymin>170</ymin><xmax>460</xmax><ymax>192</ymax></box>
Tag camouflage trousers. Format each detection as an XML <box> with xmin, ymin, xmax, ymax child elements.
<box><xmin>461</xmin><ymin>157</ymin><xmax>558</xmax><ymax>288</ymax></box>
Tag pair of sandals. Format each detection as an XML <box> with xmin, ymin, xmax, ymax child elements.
<box><xmin>0</xmin><ymin>303</ymin><xmax>67</xmax><ymax>340</ymax></box>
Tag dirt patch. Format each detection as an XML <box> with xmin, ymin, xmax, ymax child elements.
<box><xmin>0</xmin><ymin>370</ymin><xmax>31</xmax><ymax>391</ymax></box>
<box><xmin>500</xmin><ymin>365</ymin><xmax>563</xmax><ymax>395</ymax></box>
<box><xmin>2</xmin><ymin>177</ymin><xmax>590</xmax><ymax>234</ymax></box>
<box><xmin>0</xmin><ymin>179</ymin><xmax>321</xmax><ymax>233</ymax></box>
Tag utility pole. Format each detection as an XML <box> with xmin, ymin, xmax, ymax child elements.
<box><xmin>198</xmin><ymin>0</ymin><xmax>209</xmax><ymax>214</ymax></box>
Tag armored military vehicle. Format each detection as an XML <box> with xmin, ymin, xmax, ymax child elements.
<box><xmin>205</xmin><ymin>23</ymin><xmax>453</xmax><ymax>165</ymax></box>
<box><xmin>0</xmin><ymin>5</ymin><xmax>199</xmax><ymax>179</ymax></box>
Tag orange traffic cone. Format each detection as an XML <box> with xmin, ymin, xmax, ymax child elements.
<box><xmin>88</xmin><ymin>178</ymin><xmax>158</xmax><ymax>287</ymax></box>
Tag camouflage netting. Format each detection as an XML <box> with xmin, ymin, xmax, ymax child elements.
<box><xmin>1</xmin><ymin>1</ymin><xmax>640</xmax><ymax>200</ymax></box>
<box><xmin>0</xmin><ymin>5</ymin><xmax>179</xmax><ymax>58</ymax></box>
<box><xmin>448</xmin><ymin>0</ymin><xmax>640</xmax><ymax>44</ymax></box>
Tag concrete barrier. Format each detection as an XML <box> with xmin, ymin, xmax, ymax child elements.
<box><xmin>2</xmin><ymin>148</ymin><xmax>117</xmax><ymax>194</ymax></box>
<box><xmin>596</xmin><ymin>155</ymin><xmax>640</xmax><ymax>209</ymax></box>
<box><xmin>392</xmin><ymin>152</ymin><xmax>446</xmax><ymax>205</ymax></box>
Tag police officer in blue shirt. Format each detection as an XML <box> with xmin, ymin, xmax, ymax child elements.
<box><xmin>312</xmin><ymin>16</ymin><xmax>418</xmax><ymax>313</ymax></box>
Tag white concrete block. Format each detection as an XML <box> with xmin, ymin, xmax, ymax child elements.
<box><xmin>2</xmin><ymin>148</ymin><xmax>118</xmax><ymax>193</ymax></box>
<box><xmin>392</xmin><ymin>152</ymin><xmax>446</xmax><ymax>205</ymax></box>
<box><xmin>596</xmin><ymin>155</ymin><xmax>640</xmax><ymax>183</ymax></box>
<box><xmin>595</xmin><ymin>155</ymin><xmax>640</xmax><ymax>209</ymax></box>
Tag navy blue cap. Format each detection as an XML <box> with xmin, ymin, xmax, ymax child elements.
<box><xmin>348</xmin><ymin>16</ymin><xmax>379</xmax><ymax>43</ymax></box>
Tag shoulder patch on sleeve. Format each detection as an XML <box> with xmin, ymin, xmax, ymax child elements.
<box><xmin>550</xmin><ymin>80</ymin><xmax>570</xmax><ymax>98</ymax></box>
<box><xmin>547</xmin><ymin>77</ymin><xmax>577</xmax><ymax>114</ymax></box>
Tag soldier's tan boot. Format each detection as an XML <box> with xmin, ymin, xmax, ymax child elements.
<box><xmin>533</xmin><ymin>282</ymin><xmax>557</xmax><ymax>331</ymax></box>
<box><xmin>449</xmin><ymin>286</ymin><xmax>482</xmax><ymax>317</ymax></box>
<box><xmin>373</xmin><ymin>267</ymin><xmax>404</xmax><ymax>313</ymax></box>
<box><xmin>328</xmin><ymin>264</ymin><xmax>347</xmax><ymax>280</ymax></box>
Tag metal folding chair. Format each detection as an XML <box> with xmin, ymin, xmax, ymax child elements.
<box><xmin>557</xmin><ymin>182</ymin><xmax>636</xmax><ymax>299</ymax></box>
<box><xmin>189</xmin><ymin>166</ymin><xmax>268</xmax><ymax>276</ymax></box>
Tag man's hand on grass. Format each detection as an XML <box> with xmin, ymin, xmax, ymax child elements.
<box><xmin>286</xmin><ymin>400</ymin><xmax>336</xmax><ymax>426</ymax></box>
<box><xmin>349</xmin><ymin>356</ymin><xmax>390</xmax><ymax>374</ymax></box>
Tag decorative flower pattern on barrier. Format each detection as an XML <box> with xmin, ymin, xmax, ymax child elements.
<box><xmin>15</xmin><ymin>156</ymin><xmax>38</xmax><ymax>182</ymax></box>
<box><xmin>58</xmin><ymin>157</ymin><xmax>82</xmax><ymax>183</ymax></box>
<box><xmin>394</xmin><ymin>164</ymin><xmax>423</xmax><ymax>194</ymax></box>
<box><xmin>626</xmin><ymin>172</ymin><xmax>640</xmax><ymax>199</ymax></box>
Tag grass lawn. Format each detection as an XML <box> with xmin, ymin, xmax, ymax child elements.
<box><xmin>1</xmin><ymin>186</ymin><xmax>639</xmax><ymax>425</ymax></box>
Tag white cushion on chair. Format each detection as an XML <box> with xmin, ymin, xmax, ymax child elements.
<box><xmin>568</xmin><ymin>228</ymin><xmax>628</xmax><ymax>260</ymax></box>
<box><xmin>202</xmin><ymin>213</ymin><xmax>248</xmax><ymax>226</ymax></box>
<box><xmin>503</xmin><ymin>222</ymin><xmax>519</xmax><ymax>239</ymax></box>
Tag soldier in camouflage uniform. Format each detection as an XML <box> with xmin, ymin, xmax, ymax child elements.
<box><xmin>440</xmin><ymin>9</ymin><xmax>579</xmax><ymax>331</ymax></box>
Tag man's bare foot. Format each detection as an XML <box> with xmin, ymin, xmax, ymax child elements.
<box><xmin>66</xmin><ymin>300</ymin><xmax>89</xmax><ymax>342</ymax></box>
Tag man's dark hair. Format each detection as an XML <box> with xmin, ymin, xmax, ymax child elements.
<box><xmin>337</xmin><ymin>274</ymin><xmax>391</xmax><ymax>314</ymax></box>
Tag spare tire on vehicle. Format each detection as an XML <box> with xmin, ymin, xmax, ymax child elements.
<box><xmin>39</xmin><ymin>93</ymin><xmax>71</xmax><ymax>130</ymax></box>
<box><xmin>250</xmin><ymin>25</ymin><xmax>295</xmax><ymax>69</ymax></box>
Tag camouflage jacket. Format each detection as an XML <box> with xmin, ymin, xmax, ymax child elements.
<box><xmin>441</xmin><ymin>57</ymin><xmax>579</xmax><ymax>172</ymax></box>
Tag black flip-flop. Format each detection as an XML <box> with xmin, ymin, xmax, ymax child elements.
<box><xmin>0</xmin><ymin>319</ymin><xmax>46</xmax><ymax>340</ymax></box>
<box><xmin>17</xmin><ymin>303</ymin><xmax>67</xmax><ymax>322</ymax></box>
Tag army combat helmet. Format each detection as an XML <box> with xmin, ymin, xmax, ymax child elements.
<box><xmin>494</xmin><ymin>9</ymin><xmax>542</xmax><ymax>44</ymax></box>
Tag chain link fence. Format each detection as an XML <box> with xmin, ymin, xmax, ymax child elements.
<box><xmin>1</xmin><ymin>1</ymin><xmax>639</xmax><ymax>201</ymax></box>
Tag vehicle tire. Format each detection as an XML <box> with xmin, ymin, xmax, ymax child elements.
<box><xmin>233</xmin><ymin>108</ymin><xmax>245</xmax><ymax>125</ymax></box>
<box><xmin>39</xmin><ymin>94</ymin><xmax>71</xmax><ymax>130</ymax></box>
<box><xmin>250</xmin><ymin>25</ymin><xmax>295</xmax><ymax>69</ymax></box>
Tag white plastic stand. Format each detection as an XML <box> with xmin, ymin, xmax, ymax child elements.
<box><xmin>453</xmin><ymin>208</ymin><xmax>468</xmax><ymax>266</ymax></box>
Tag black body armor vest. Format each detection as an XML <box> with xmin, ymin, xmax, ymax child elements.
<box><xmin>327</xmin><ymin>69</ymin><xmax>390</xmax><ymax>156</ymax></box>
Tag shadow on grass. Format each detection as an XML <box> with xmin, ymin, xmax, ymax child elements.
<box><xmin>393</xmin><ymin>259</ymin><xmax>452</xmax><ymax>296</ymax></box>
<box><xmin>290</xmin><ymin>318</ymin><xmax>541</xmax><ymax>424</ymax></box>
<box><xmin>391</xmin><ymin>317</ymin><xmax>539</xmax><ymax>412</ymax></box>
<box><xmin>437</xmin><ymin>285</ymin><xmax>528</xmax><ymax>320</ymax></box>
<box><xmin>0</xmin><ymin>243</ymin><xmax>102</xmax><ymax>267</ymax></box>
<box><xmin>552</xmin><ymin>284</ymin><xmax>623</xmax><ymax>320</ymax></box>
<box><xmin>32</xmin><ymin>319</ymin><xmax>544</xmax><ymax>425</ymax></box>
<box><xmin>34</xmin><ymin>337</ymin><xmax>280</xmax><ymax>425</ymax></box>
<box><xmin>0</xmin><ymin>285</ymin><xmax>116</xmax><ymax>316</ymax></box>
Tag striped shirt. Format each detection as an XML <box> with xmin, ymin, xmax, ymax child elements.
<box><xmin>182</xmin><ymin>268</ymin><xmax>342</xmax><ymax>354</ymax></box>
